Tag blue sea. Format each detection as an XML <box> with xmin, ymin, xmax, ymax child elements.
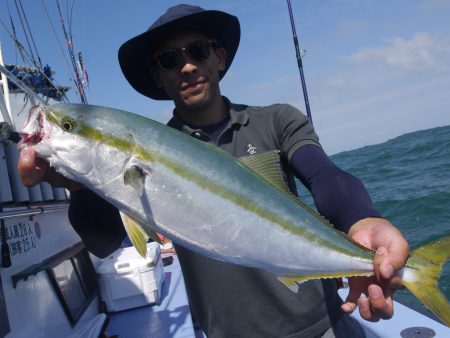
<box><xmin>298</xmin><ymin>125</ymin><xmax>450</xmax><ymax>316</ymax></box>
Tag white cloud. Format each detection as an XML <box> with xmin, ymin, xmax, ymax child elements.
<box><xmin>344</xmin><ymin>32</ymin><xmax>450</xmax><ymax>72</ymax></box>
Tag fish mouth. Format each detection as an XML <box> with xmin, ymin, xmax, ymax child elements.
<box><xmin>18</xmin><ymin>106</ymin><xmax>47</xmax><ymax>149</ymax></box>
<box><xmin>18</xmin><ymin>132</ymin><xmax>44</xmax><ymax>148</ymax></box>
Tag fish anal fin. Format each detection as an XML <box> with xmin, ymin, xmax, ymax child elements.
<box><xmin>277</xmin><ymin>276</ymin><xmax>310</xmax><ymax>293</ymax></box>
<box><xmin>120</xmin><ymin>212</ymin><xmax>150</xmax><ymax>257</ymax></box>
<box><xmin>277</xmin><ymin>271</ymin><xmax>373</xmax><ymax>293</ymax></box>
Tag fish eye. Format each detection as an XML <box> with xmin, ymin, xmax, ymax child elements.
<box><xmin>62</xmin><ymin>118</ymin><xmax>75</xmax><ymax>132</ymax></box>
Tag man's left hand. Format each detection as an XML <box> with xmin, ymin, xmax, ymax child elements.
<box><xmin>341</xmin><ymin>217</ymin><xmax>409</xmax><ymax>321</ymax></box>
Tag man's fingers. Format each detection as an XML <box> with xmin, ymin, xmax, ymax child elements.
<box><xmin>358</xmin><ymin>296</ymin><xmax>379</xmax><ymax>321</ymax></box>
<box><xmin>341</xmin><ymin>282</ymin><xmax>363</xmax><ymax>313</ymax></box>
<box><xmin>374</xmin><ymin>243</ymin><xmax>408</xmax><ymax>285</ymax></box>
<box><xmin>18</xmin><ymin>147</ymin><xmax>47</xmax><ymax>186</ymax></box>
<box><xmin>342</xmin><ymin>277</ymin><xmax>395</xmax><ymax>322</ymax></box>
<box><xmin>382</xmin><ymin>240</ymin><xmax>408</xmax><ymax>280</ymax></box>
<box><xmin>356</xmin><ymin>284</ymin><xmax>394</xmax><ymax>321</ymax></box>
<box><xmin>368</xmin><ymin>284</ymin><xmax>393</xmax><ymax>320</ymax></box>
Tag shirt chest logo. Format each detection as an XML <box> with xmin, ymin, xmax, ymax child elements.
<box><xmin>247</xmin><ymin>144</ymin><xmax>257</xmax><ymax>155</ymax></box>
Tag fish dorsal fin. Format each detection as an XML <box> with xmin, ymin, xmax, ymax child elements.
<box><xmin>119</xmin><ymin>212</ymin><xmax>162</xmax><ymax>257</ymax></box>
<box><xmin>123</xmin><ymin>164</ymin><xmax>146</xmax><ymax>196</ymax></box>
<box><xmin>239</xmin><ymin>151</ymin><xmax>339</xmax><ymax>230</ymax></box>
<box><xmin>239</xmin><ymin>151</ymin><xmax>292</xmax><ymax>195</ymax></box>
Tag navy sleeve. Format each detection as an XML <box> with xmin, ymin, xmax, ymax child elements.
<box><xmin>290</xmin><ymin>144</ymin><xmax>382</xmax><ymax>233</ymax></box>
<box><xmin>69</xmin><ymin>189</ymin><xmax>126</xmax><ymax>258</ymax></box>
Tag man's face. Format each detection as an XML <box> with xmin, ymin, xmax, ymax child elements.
<box><xmin>151</xmin><ymin>31</ymin><xmax>227</xmax><ymax>112</ymax></box>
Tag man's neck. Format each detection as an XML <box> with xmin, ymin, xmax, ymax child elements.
<box><xmin>174</xmin><ymin>96</ymin><xmax>228</xmax><ymax>126</ymax></box>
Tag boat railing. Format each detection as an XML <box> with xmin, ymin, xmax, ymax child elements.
<box><xmin>0</xmin><ymin>203</ymin><xmax>69</xmax><ymax>221</ymax></box>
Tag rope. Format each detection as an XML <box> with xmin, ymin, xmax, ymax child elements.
<box><xmin>12</xmin><ymin>0</ymin><xmax>38</xmax><ymax>67</ymax></box>
<box><xmin>5</xmin><ymin>0</ymin><xmax>24</xmax><ymax>63</ymax></box>
<box><xmin>39</xmin><ymin>0</ymin><xmax>74</xmax><ymax>99</ymax></box>
<box><xmin>16</xmin><ymin>0</ymin><xmax>42</xmax><ymax>67</ymax></box>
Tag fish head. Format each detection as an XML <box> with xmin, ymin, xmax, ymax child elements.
<box><xmin>19</xmin><ymin>103</ymin><xmax>138</xmax><ymax>190</ymax></box>
<box><xmin>19</xmin><ymin>104</ymin><xmax>95</xmax><ymax>180</ymax></box>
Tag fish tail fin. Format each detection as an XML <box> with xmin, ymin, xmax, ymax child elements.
<box><xmin>402</xmin><ymin>234</ymin><xmax>450</xmax><ymax>327</ymax></box>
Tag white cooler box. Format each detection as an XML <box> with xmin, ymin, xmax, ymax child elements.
<box><xmin>97</xmin><ymin>242</ymin><xmax>165</xmax><ymax>312</ymax></box>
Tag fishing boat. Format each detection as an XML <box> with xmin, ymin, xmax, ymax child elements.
<box><xmin>0</xmin><ymin>1</ymin><xmax>198</xmax><ymax>334</ymax></box>
<box><xmin>0</xmin><ymin>58</ymin><xmax>198</xmax><ymax>338</ymax></box>
<box><xmin>0</xmin><ymin>1</ymin><xmax>449</xmax><ymax>337</ymax></box>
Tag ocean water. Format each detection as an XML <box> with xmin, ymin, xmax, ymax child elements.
<box><xmin>298</xmin><ymin>125</ymin><xmax>450</xmax><ymax>316</ymax></box>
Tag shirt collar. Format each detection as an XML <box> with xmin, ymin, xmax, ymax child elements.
<box><xmin>167</xmin><ymin>96</ymin><xmax>249</xmax><ymax>133</ymax></box>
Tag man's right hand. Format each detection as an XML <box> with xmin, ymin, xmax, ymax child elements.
<box><xmin>18</xmin><ymin>146</ymin><xmax>83</xmax><ymax>191</ymax></box>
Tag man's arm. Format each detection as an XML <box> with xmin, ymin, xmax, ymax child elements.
<box><xmin>290</xmin><ymin>144</ymin><xmax>409</xmax><ymax>321</ymax></box>
<box><xmin>290</xmin><ymin>144</ymin><xmax>381</xmax><ymax>232</ymax></box>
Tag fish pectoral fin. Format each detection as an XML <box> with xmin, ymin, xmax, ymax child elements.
<box><xmin>119</xmin><ymin>212</ymin><xmax>151</xmax><ymax>257</ymax></box>
<box><xmin>123</xmin><ymin>164</ymin><xmax>147</xmax><ymax>196</ymax></box>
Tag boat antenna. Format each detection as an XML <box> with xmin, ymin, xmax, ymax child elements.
<box><xmin>286</xmin><ymin>0</ymin><xmax>313</xmax><ymax>124</ymax></box>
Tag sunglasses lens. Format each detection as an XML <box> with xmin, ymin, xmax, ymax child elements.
<box><xmin>186</xmin><ymin>41</ymin><xmax>211</xmax><ymax>61</ymax></box>
<box><xmin>156</xmin><ymin>40</ymin><xmax>213</xmax><ymax>70</ymax></box>
<box><xmin>157</xmin><ymin>51</ymin><xmax>180</xmax><ymax>70</ymax></box>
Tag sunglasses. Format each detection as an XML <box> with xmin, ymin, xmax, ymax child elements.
<box><xmin>154</xmin><ymin>40</ymin><xmax>217</xmax><ymax>71</ymax></box>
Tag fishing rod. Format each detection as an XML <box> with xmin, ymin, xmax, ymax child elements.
<box><xmin>286</xmin><ymin>0</ymin><xmax>313</xmax><ymax>124</ymax></box>
<box><xmin>56</xmin><ymin>0</ymin><xmax>88</xmax><ymax>104</ymax></box>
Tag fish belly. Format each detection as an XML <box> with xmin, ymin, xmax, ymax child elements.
<box><xmin>111</xmin><ymin>163</ymin><xmax>374</xmax><ymax>276</ymax></box>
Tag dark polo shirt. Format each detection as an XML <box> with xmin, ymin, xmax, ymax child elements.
<box><xmin>166</xmin><ymin>98</ymin><xmax>352</xmax><ymax>338</ymax></box>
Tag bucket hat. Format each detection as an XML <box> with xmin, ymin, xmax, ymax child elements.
<box><xmin>118</xmin><ymin>4</ymin><xmax>240</xmax><ymax>100</ymax></box>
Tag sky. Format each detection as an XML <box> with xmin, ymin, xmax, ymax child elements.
<box><xmin>1</xmin><ymin>0</ymin><xmax>450</xmax><ymax>154</ymax></box>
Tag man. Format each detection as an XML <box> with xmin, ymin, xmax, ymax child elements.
<box><xmin>19</xmin><ymin>4</ymin><xmax>409</xmax><ymax>338</ymax></box>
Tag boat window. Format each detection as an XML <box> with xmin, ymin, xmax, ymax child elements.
<box><xmin>46</xmin><ymin>248</ymin><xmax>98</xmax><ymax>326</ymax></box>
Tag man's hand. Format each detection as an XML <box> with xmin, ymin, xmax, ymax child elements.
<box><xmin>18</xmin><ymin>146</ymin><xmax>83</xmax><ymax>191</ymax></box>
<box><xmin>341</xmin><ymin>217</ymin><xmax>409</xmax><ymax>321</ymax></box>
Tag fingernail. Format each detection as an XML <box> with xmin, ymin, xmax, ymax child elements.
<box><xmin>359</xmin><ymin>297</ymin><xmax>369</xmax><ymax>311</ymax></box>
<box><xmin>342</xmin><ymin>303</ymin><xmax>355</xmax><ymax>313</ymax></box>
<box><xmin>369</xmin><ymin>285</ymin><xmax>382</xmax><ymax>297</ymax></box>
<box><xmin>384</xmin><ymin>264</ymin><xmax>394</xmax><ymax>278</ymax></box>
